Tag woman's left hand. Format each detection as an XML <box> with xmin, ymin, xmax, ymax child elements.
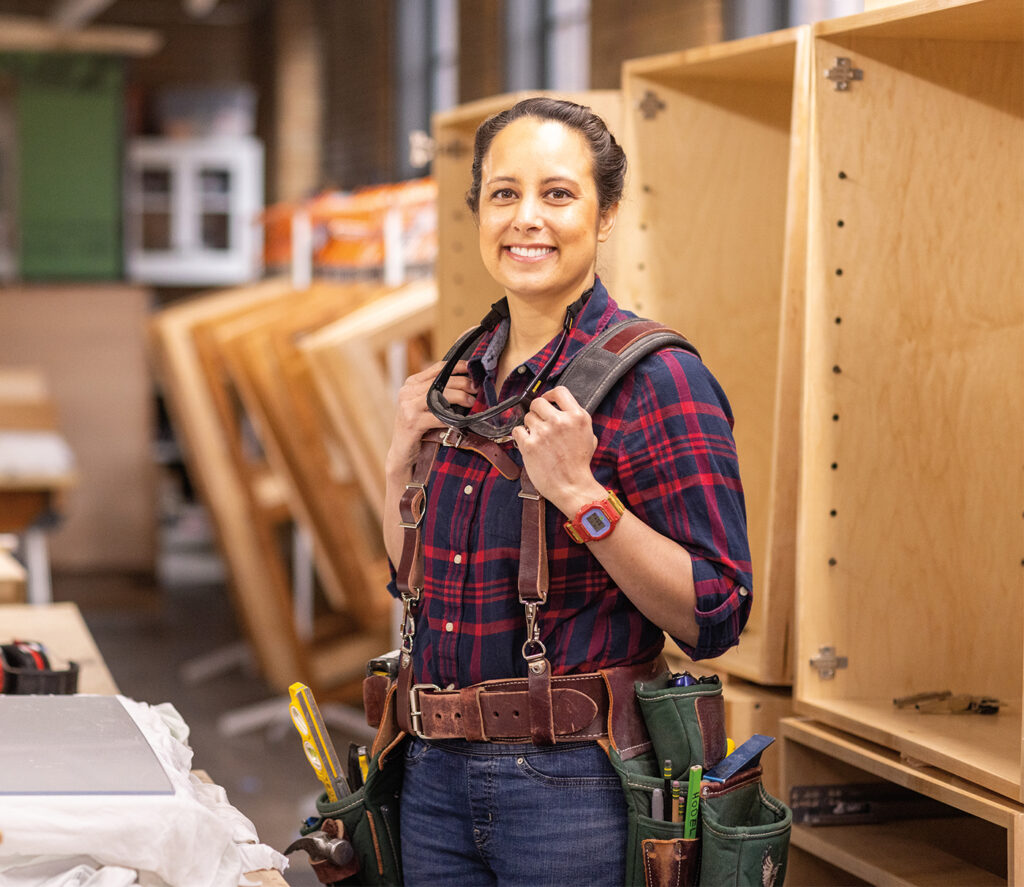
<box><xmin>510</xmin><ymin>386</ymin><xmax>605</xmax><ymax>515</ymax></box>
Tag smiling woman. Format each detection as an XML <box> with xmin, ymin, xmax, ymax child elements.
<box><xmin>382</xmin><ymin>97</ymin><xmax>754</xmax><ymax>886</ymax></box>
<box><xmin>476</xmin><ymin>116</ymin><xmax>618</xmax><ymax>384</ymax></box>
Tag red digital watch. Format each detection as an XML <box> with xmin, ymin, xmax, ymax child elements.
<box><xmin>564</xmin><ymin>490</ymin><xmax>625</xmax><ymax>543</ymax></box>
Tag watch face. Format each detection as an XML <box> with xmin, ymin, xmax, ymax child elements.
<box><xmin>581</xmin><ymin>507</ymin><xmax>612</xmax><ymax>539</ymax></box>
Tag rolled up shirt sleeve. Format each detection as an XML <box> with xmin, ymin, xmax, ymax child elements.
<box><xmin>614</xmin><ymin>348</ymin><xmax>753</xmax><ymax>660</ymax></box>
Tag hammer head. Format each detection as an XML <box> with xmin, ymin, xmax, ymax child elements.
<box><xmin>284</xmin><ymin>822</ymin><xmax>358</xmax><ymax>880</ymax></box>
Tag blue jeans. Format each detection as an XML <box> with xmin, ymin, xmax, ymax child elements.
<box><xmin>400</xmin><ymin>738</ymin><xmax>627</xmax><ymax>886</ymax></box>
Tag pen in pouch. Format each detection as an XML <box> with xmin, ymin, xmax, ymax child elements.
<box><xmin>663</xmin><ymin>758</ymin><xmax>673</xmax><ymax>799</ymax></box>
<box><xmin>683</xmin><ymin>764</ymin><xmax>701</xmax><ymax>839</ymax></box>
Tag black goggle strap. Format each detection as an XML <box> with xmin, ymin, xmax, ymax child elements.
<box><xmin>426</xmin><ymin>292</ymin><xmax>587</xmax><ymax>435</ymax></box>
<box><xmin>426</xmin><ymin>299</ymin><xmax>508</xmax><ymax>429</ymax></box>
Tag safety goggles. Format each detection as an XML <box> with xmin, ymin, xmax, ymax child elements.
<box><xmin>426</xmin><ymin>295</ymin><xmax>584</xmax><ymax>441</ymax></box>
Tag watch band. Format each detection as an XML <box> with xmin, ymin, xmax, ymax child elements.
<box><xmin>564</xmin><ymin>490</ymin><xmax>625</xmax><ymax>543</ymax></box>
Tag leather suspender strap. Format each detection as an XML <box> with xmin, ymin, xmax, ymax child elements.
<box><xmin>421</xmin><ymin>427</ymin><xmax>521</xmax><ymax>481</ymax></box>
<box><xmin>517</xmin><ymin>469</ymin><xmax>556</xmax><ymax>745</ymax></box>
<box><xmin>517</xmin><ymin>471</ymin><xmax>548</xmax><ymax>607</ymax></box>
<box><xmin>395</xmin><ymin>436</ymin><xmax>442</xmax><ymax>711</ymax></box>
<box><xmin>395</xmin><ymin>438</ymin><xmax>441</xmax><ymax>599</ymax></box>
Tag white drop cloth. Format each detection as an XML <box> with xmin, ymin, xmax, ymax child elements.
<box><xmin>0</xmin><ymin>697</ymin><xmax>288</xmax><ymax>887</ymax></box>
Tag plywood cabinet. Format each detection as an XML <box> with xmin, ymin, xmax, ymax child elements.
<box><xmin>794</xmin><ymin>0</ymin><xmax>1024</xmax><ymax>802</ymax></box>
<box><xmin>619</xmin><ymin>27</ymin><xmax>811</xmax><ymax>686</ymax></box>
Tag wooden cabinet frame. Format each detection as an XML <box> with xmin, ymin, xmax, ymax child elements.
<box><xmin>794</xmin><ymin>0</ymin><xmax>1024</xmax><ymax>802</ymax></box>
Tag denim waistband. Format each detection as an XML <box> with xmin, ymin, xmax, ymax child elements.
<box><xmin>416</xmin><ymin>737</ymin><xmax>601</xmax><ymax>757</ymax></box>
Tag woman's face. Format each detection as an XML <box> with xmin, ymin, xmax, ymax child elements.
<box><xmin>477</xmin><ymin>117</ymin><xmax>617</xmax><ymax>310</ymax></box>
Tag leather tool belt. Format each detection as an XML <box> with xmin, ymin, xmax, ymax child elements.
<box><xmin>403</xmin><ymin>672</ymin><xmax>609</xmax><ymax>743</ymax></box>
<box><xmin>366</xmin><ymin>656</ymin><xmax>665</xmax><ymax>751</ymax></box>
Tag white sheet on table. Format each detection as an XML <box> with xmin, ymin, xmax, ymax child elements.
<box><xmin>0</xmin><ymin>697</ymin><xmax>288</xmax><ymax>887</ymax></box>
<box><xmin>0</xmin><ymin>431</ymin><xmax>75</xmax><ymax>478</ymax></box>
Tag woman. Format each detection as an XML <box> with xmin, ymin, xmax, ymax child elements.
<box><xmin>384</xmin><ymin>97</ymin><xmax>752</xmax><ymax>886</ymax></box>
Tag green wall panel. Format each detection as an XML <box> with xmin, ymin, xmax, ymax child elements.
<box><xmin>4</xmin><ymin>54</ymin><xmax>123</xmax><ymax>279</ymax></box>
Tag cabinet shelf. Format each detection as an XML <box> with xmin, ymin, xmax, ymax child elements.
<box><xmin>781</xmin><ymin>717</ymin><xmax>1021</xmax><ymax>884</ymax></box>
<box><xmin>792</xmin><ymin>822</ymin><xmax>1004</xmax><ymax>886</ymax></box>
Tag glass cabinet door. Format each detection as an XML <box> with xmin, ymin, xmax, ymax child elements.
<box><xmin>198</xmin><ymin>166</ymin><xmax>232</xmax><ymax>251</ymax></box>
<box><xmin>139</xmin><ymin>166</ymin><xmax>174</xmax><ymax>251</ymax></box>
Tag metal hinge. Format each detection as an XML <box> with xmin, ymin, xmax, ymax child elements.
<box><xmin>809</xmin><ymin>646</ymin><xmax>848</xmax><ymax>679</ymax></box>
<box><xmin>636</xmin><ymin>89</ymin><xmax>666</xmax><ymax>120</ymax></box>
<box><xmin>824</xmin><ymin>58</ymin><xmax>863</xmax><ymax>91</ymax></box>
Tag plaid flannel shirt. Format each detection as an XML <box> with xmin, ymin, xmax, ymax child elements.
<box><xmin>389</xmin><ymin>279</ymin><xmax>752</xmax><ymax>687</ymax></box>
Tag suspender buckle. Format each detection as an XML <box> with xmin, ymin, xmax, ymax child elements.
<box><xmin>398</xmin><ymin>482</ymin><xmax>427</xmax><ymax>529</ymax></box>
<box><xmin>441</xmin><ymin>426</ymin><xmax>464</xmax><ymax>448</ymax></box>
<box><xmin>408</xmin><ymin>682</ymin><xmax>440</xmax><ymax>739</ymax></box>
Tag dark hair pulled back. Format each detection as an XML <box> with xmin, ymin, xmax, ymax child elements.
<box><xmin>465</xmin><ymin>97</ymin><xmax>626</xmax><ymax>216</ymax></box>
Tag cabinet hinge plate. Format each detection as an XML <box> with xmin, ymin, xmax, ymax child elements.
<box><xmin>810</xmin><ymin>645</ymin><xmax>848</xmax><ymax>679</ymax></box>
<box><xmin>637</xmin><ymin>90</ymin><xmax>666</xmax><ymax>120</ymax></box>
<box><xmin>824</xmin><ymin>57</ymin><xmax>863</xmax><ymax>91</ymax></box>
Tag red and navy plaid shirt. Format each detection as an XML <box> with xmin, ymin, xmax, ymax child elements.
<box><xmin>390</xmin><ymin>279</ymin><xmax>752</xmax><ymax>687</ymax></box>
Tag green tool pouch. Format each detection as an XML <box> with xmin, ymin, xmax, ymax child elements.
<box><xmin>603</xmin><ymin>670</ymin><xmax>791</xmax><ymax>887</ymax></box>
<box><xmin>699</xmin><ymin>765</ymin><xmax>791</xmax><ymax>887</ymax></box>
<box><xmin>299</xmin><ymin>677</ymin><xmax>406</xmax><ymax>886</ymax></box>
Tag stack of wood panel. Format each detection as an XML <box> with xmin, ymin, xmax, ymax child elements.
<box><xmin>149</xmin><ymin>277</ymin><xmax>436</xmax><ymax>700</ymax></box>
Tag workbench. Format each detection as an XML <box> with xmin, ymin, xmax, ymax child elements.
<box><xmin>0</xmin><ymin>602</ymin><xmax>288</xmax><ymax>887</ymax></box>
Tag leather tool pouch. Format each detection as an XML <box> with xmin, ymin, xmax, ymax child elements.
<box><xmin>299</xmin><ymin>677</ymin><xmax>406</xmax><ymax>886</ymax></box>
<box><xmin>603</xmin><ymin>671</ymin><xmax>791</xmax><ymax>887</ymax></box>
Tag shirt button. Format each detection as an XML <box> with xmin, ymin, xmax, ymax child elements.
<box><xmin>445</xmin><ymin>622</ymin><xmax>454</xmax><ymax>632</ymax></box>
<box><xmin>453</xmin><ymin>554</ymin><xmax>463</xmax><ymax>564</ymax></box>
<box><xmin>739</xmin><ymin>587</ymin><xmax>750</xmax><ymax>597</ymax></box>
<box><xmin>463</xmin><ymin>485</ymin><xmax>473</xmax><ymax>495</ymax></box>
<box><xmin>517</xmin><ymin>365</ymin><xmax>527</xmax><ymax>374</ymax></box>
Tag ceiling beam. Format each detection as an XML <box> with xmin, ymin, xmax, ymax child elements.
<box><xmin>0</xmin><ymin>14</ymin><xmax>163</xmax><ymax>55</ymax></box>
<box><xmin>50</xmin><ymin>0</ymin><xmax>117</xmax><ymax>31</ymax></box>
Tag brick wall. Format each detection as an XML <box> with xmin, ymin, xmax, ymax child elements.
<box><xmin>457</xmin><ymin>0</ymin><xmax>504</xmax><ymax>104</ymax></box>
<box><xmin>319</xmin><ymin>0</ymin><xmax>398</xmax><ymax>190</ymax></box>
<box><xmin>590</xmin><ymin>0</ymin><xmax>723</xmax><ymax>88</ymax></box>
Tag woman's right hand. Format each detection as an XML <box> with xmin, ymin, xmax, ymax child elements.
<box><xmin>385</xmin><ymin>359</ymin><xmax>478</xmax><ymax>481</ymax></box>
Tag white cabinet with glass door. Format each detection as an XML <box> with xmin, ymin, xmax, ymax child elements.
<box><xmin>125</xmin><ymin>136</ymin><xmax>263</xmax><ymax>286</ymax></box>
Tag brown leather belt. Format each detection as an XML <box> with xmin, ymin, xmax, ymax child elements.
<box><xmin>397</xmin><ymin>658</ymin><xmax>666</xmax><ymax>745</ymax></box>
<box><xmin>405</xmin><ymin>672</ymin><xmax>610</xmax><ymax>743</ymax></box>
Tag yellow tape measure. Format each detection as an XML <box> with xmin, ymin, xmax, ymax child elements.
<box><xmin>288</xmin><ymin>682</ymin><xmax>349</xmax><ymax>802</ymax></box>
